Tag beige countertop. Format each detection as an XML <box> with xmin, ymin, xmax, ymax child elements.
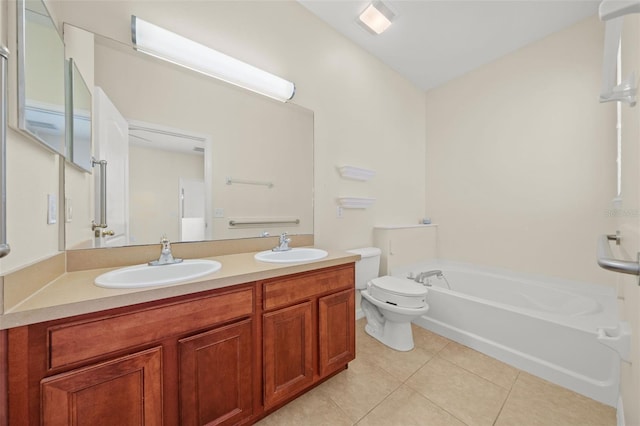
<box><xmin>1</xmin><ymin>250</ymin><xmax>359</xmax><ymax>330</ymax></box>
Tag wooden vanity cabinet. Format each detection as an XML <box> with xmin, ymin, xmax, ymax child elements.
<box><xmin>261</xmin><ymin>264</ymin><xmax>355</xmax><ymax>409</ymax></box>
<box><xmin>7</xmin><ymin>284</ymin><xmax>256</xmax><ymax>426</ymax></box>
<box><xmin>40</xmin><ymin>347</ymin><xmax>163</xmax><ymax>425</ymax></box>
<box><xmin>179</xmin><ymin>319</ymin><xmax>254</xmax><ymax>426</ymax></box>
<box><xmin>4</xmin><ymin>263</ymin><xmax>355</xmax><ymax>425</ymax></box>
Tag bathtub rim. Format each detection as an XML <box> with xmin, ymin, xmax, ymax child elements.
<box><xmin>390</xmin><ymin>259</ymin><xmax>620</xmax><ymax>333</ymax></box>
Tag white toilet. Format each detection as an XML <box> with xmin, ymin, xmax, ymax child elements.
<box><xmin>348</xmin><ymin>247</ymin><xmax>430</xmax><ymax>351</ymax></box>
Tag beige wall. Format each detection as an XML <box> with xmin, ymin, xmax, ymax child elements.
<box><xmin>425</xmin><ymin>16</ymin><xmax>617</xmax><ymax>285</ymax></box>
<box><xmin>0</xmin><ymin>1</ymin><xmax>63</xmax><ymax>274</ymax></box>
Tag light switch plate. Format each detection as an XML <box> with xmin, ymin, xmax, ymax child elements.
<box><xmin>47</xmin><ymin>194</ymin><xmax>57</xmax><ymax>224</ymax></box>
<box><xmin>213</xmin><ymin>208</ymin><xmax>224</xmax><ymax>218</ymax></box>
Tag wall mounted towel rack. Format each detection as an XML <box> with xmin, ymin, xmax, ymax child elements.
<box><xmin>229</xmin><ymin>219</ymin><xmax>299</xmax><ymax>227</ymax></box>
<box><xmin>597</xmin><ymin>232</ymin><xmax>640</xmax><ymax>278</ymax></box>
<box><xmin>0</xmin><ymin>46</ymin><xmax>10</xmax><ymax>258</ymax></box>
<box><xmin>91</xmin><ymin>158</ymin><xmax>108</xmax><ymax>233</ymax></box>
<box><xmin>225</xmin><ymin>177</ymin><xmax>273</xmax><ymax>188</ymax></box>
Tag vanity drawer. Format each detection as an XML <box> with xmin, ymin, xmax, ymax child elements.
<box><xmin>48</xmin><ymin>287</ymin><xmax>254</xmax><ymax>369</ymax></box>
<box><xmin>263</xmin><ymin>264</ymin><xmax>354</xmax><ymax>311</ymax></box>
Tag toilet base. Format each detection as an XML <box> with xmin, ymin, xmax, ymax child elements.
<box><xmin>364</xmin><ymin>318</ymin><xmax>415</xmax><ymax>352</ymax></box>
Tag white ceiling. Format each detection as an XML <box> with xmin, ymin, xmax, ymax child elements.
<box><xmin>298</xmin><ymin>0</ymin><xmax>601</xmax><ymax>91</ymax></box>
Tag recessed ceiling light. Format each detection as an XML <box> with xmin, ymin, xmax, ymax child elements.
<box><xmin>358</xmin><ymin>1</ymin><xmax>395</xmax><ymax>35</ymax></box>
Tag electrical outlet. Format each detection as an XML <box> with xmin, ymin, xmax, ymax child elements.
<box><xmin>336</xmin><ymin>206</ymin><xmax>343</xmax><ymax>218</ymax></box>
<box><xmin>47</xmin><ymin>194</ymin><xmax>57</xmax><ymax>225</ymax></box>
<box><xmin>213</xmin><ymin>208</ymin><xmax>224</xmax><ymax>218</ymax></box>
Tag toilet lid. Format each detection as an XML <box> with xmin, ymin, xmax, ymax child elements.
<box><xmin>370</xmin><ymin>276</ymin><xmax>428</xmax><ymax>297</ymax></box>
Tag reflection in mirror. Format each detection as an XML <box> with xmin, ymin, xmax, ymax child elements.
<box><xmin>17</xmin><ymin>0</ymin><xmax>66</xmax><ymax>154</ymax></box>
<box><xmin>66</xmin><ymin>59</ymin><xmax>92</xmax><ymax>172</ymax></box>
<box><xmin>65</xmin><ymin>34</ymin><xmax>313</xmax><ymax>249</ymax></box>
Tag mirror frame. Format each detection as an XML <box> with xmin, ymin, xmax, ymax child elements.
<box><xmin>16</xmin><ymin>0</ymin><xmax>67</xmax><ymax>156</ymax></box>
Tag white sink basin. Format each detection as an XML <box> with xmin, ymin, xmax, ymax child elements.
<box><xmin>95</xmin><ymin>259</ymin><xmax>222</xmax><ymax>289</ymax></box>
<box><xmin>254</xmin><ymin>248</ymin><xmax>328</xmax><ymax>263</ymax></box>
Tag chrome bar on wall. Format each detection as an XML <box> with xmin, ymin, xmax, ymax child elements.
<box><xmin>225</xmin><ymin>176</ymin><xmax>274</xmax><ymax>188</ymax></box>
<box><xmin>597</xmin><ymin>233</ymin><xmax>640</xmax><ymax>277</ymax></box>
<box><xmin>0</xmin><ymin>46</ymin><xmax>10</xmax><ymax>258</ymax></box>
<box><xmin>229</xmin><ymin>219</ymin><xmax>300</xmax><ymax>227</ymax></box>
<box><xmin>91</xmin><ymin>158</ymin><xmax>108</xmax><ymax>231</ymax></box>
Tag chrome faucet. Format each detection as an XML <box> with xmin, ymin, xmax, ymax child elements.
<box><xmin>149</xmin><ymin>236</ymin><xmax>183</xmax><ymax>266</ymax></box>
<box><xmin>272</xmin><ymin>232</ymin><xmax>291</xmax><ymax>252</ymax></box>
<box><xmin>413</xmin><ymin>270</ymin><xmax>443</xmax><ymax>285</ymax></box>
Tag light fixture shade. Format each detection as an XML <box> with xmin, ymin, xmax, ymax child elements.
<box><xmin>131</xmin><ymin>16</ymin><xmax>295</xmax><ymax>102</ymax></box>
<box><xmin>358</xmin><ymin>1</ymin><xmax>395</xmax><ymax>35</ymax></box>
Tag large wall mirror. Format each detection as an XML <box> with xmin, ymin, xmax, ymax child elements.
<box><xmin>17</xmin><ymin>0</ymin><xmax>66</xmax><ymax>154</ymax></box>
<box><xmin>63</xmin><ymin>30</ymin><xmax>313</xmax><ymax>250</ymax></box>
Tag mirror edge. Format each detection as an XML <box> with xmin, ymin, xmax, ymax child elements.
<box><xmin>15</xmin><ymin>0</ymin><xmax>67</xmax><ymax>157</ymax></box>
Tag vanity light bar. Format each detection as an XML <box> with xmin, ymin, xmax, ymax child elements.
<box><xmin>131</xmin><ymin>16</ymin><xmax>295</xmax><ymax>102</ymax></box>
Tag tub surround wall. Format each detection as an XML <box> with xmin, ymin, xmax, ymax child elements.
<box><xmin>425</xmin><ymin>16</ymin><xmax>616</xmax><ymax>286</ymax></box>
<box><xmin>373</xmin><ymin>224</ymin><xmax>438</xmax><ymax>275</ymax></box>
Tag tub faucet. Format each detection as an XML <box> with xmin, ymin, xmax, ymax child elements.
<box><xmin>272</xmin><ymin>232</ymin><xmax>291</xmax><ymax>252</ymax></box>
<box><xmin>149</xmin><ymin>236</ymin><xmax>183</xmax><ymax>266</ymax></box>
<box><xmin>414</xmin><ymin>270</ymin><xmax>443</xmax><ymax>285</ymax></box>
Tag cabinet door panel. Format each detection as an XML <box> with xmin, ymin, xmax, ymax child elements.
<box><xmin>41</xmin><ymin>347</ymin><xmax>162</xmax><ymax>426</ymax></box>
<box><xmin>179</xmin><ymin>319</ymin><xmax>253</xmax><ymax>426</ymax></box>
<box><xmin>319</xmin><ymin>289</ymin><xmax>355</xmax><ymax>376</ymax></box>
<box><xmin>263</xmin><ymin>302</ymin><xmax>313</xmax><ymax>408</ymax></box>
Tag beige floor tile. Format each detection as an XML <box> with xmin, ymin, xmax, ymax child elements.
<box><xmin>495</xmin><ymin>372</ymin><xmax>616</xmax><ymax>426</ymax></box>
<box><xmin>356</xmin><ymin>329</ymin><xmax>435</xmax><ymax>381</ymax></box>
<box><xmin>255</xmin><ymin>385</ymin><xmax>353</xmax><ymax>426</ymax></box>
<box><xmin>438</xmin><ymin>341</ymin><xmax>519</xmax><ymax>389</ymax></box>
<box><xmin>357</xmin><ymin>384</ymin><xmax>466</xmax><ymax>426</ymax></box>
<box><xmin>314</xmin><ymin>354</ymin><xmax>403</xmax><ymax>423</ymax></box>
<box><xmin>406</xmin><ymin>356</ymin><xmax>509</xmax><ymax>426</ymax></box>
<box><xmin>411</xmin><ymin>323</ymin><xmax>452</xmax><ymax>353</ymax></box>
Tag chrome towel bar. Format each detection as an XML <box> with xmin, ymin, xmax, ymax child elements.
<box><xmin>0</xmin><ymin>46</ymin><xmax>10</xmax><ymax>258</ymax></box>
<box><xmin>91</xmin><ymin>158</ymin><xmax>108</xmax><ymax>231</ymax></box>
<box><xmin>597</xmin><ymin>233</ymin><xmax>640</xmax><ymax>276</ymax></box>
<box><xmin>229</xmin><ymin>219</ymin><xmax>300</xmax><ymax>227</ymax></box>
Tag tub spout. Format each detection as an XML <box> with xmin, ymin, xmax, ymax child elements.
<box><xmin>415</xmin><ymin>270</ymin><xmax>443</xmax><ymax>284</ymax></box>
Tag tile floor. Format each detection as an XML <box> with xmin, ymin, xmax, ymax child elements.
<box><xmin>257</xmin><ymin>319</ymin><xmax>616</xmax><ymax>426</ymax></box>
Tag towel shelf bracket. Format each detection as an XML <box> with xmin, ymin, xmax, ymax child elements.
<box><xmin>597</xmin><ymin>232</ymin><xmax>640</xmax><ymax>279</ymax></box>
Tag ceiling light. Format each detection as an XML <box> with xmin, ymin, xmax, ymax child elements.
<box><xmin>358</xmin><ymin>1</ymin><xmax>395</xmax><ymax>35</ymax></box>
<box><xmin>131</xmin><ymin>16</ymin><xmax>295</xmax><ymax>102</ymax></box>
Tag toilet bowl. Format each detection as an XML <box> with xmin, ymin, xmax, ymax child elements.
<box><xmin>347</xmin><ymin>248</ymin><xmax>430</xmax><ymax>352</ymax></box>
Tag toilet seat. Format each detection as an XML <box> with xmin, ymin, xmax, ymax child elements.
<box><xmin>368</xmin><ymin>276</ymin><xmax>428</xmax><ymax>309</ymax></box>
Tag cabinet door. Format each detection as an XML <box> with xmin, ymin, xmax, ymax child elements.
<box><xmin>263</xmin><ymin>301</ymin><xmax>313</xmax><ymax>408</ymax></box>
<box><xmin>319</xmin><ymin>289</ymin><xmax>355</xmax><ymax>377</ymax></box>
<box><xmin>41</xmin><ymin>347</ymin><xmax>163</xmax><ymax>426</ymax></box>
<box><xmin>178</xmin><ymin>319</ymin><xmax>253</xmax><ymax>426</ymax></box>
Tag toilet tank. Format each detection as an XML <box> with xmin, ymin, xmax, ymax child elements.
<box><xmin>346</xmin><ymin>247</ymin><xmax>382</xmax><ymax>290</ymax></box>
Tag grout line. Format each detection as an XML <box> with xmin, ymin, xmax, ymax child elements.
<box><xmin>492</xmin><ymin>371</ymin><xmax>522</xmax><ymax>426</ymax></box>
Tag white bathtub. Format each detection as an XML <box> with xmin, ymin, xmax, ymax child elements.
<box><xmin>391</xmin><ymin>261</ymin><xmax>627</xmax><ymax>407</ymax></box>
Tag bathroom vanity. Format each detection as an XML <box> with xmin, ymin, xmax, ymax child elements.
<box><xmin>1</xmin><ymin>252</ymin><xmax>357</xmax><ymax>425</ymax></box>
